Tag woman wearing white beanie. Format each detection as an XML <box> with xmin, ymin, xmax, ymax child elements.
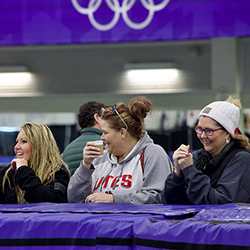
<box><xmin>163</xmin><ymin>96</ymin><xmax>250</xmax><ymax>204</ymax></box>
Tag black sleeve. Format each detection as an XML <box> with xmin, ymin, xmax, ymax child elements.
<box><xmin>162</xmin><ymin>172</ymin><xmax>191</xmax><ymax>204</ymax></box>
<box><xmin>0</xmin><ymin>165</ymin><xmax>11</xmax><ymax>203</ymax></box>
<box><xmin>14</xmin><ymin>165</ymin><xmax>70</xmax><ymax>203</ymax></box>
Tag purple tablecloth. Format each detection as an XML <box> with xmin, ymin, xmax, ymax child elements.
<box><xmin>0</xmin><ymin>203</ymin><xmax>249</xmax><ymax>249</ymax></box>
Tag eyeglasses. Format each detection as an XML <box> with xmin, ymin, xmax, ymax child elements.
<box><xmin>110</xmin><ymin>104</ymin><xmax>128</xmax><ymax>131</ymax></box>
<box><xmin>194</xmin><ymin>126</ymin><xmax>223</xmax><ymax>136</ymax></box>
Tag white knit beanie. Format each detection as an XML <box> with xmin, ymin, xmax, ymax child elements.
<box><xmin>198</xmin><ymin>101</ymin><xmax>240</xmax><ymax>136</ymax></box>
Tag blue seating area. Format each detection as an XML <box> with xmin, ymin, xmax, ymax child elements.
<box><xmin>0</xmin><ymin>156</ymin><xmax>14</xmax><ymax>166</ymax></box>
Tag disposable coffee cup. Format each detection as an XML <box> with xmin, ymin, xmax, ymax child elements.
<box><xmin>93</xmin><ymin>140</ymin><xmax>104</xmax><ymax>156</ymax></box>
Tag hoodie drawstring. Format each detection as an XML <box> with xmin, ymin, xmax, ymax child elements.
<box><xmin>100</xmin><ymin>166</ymin><xmax>113</xmax><ymax>192</ymax></box>
<box><xmin>112</xmin><ymin>163</ymin><xmax>125</xmax><ymax>190</ymax></box>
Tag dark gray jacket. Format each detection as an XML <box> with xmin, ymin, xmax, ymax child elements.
<box><xmin>163</xmin><ymin>142</ymin><xmax>250</xmax><ymax>204</ymax></box>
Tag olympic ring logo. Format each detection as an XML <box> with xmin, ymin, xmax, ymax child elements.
<box><xmin>71</xmin><ymin>0</ymin><xmax>171</xmax><ymax>31</ymax></box>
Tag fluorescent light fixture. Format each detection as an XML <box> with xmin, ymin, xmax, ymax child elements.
<box><xmin>0</xmin><ymin>72</ymin><xmax>33</xmax><ymax>86</ymax></box>
<box><xmin>126</xmin><ymin>68</ymin><xmax>179</xmax><ymax>85</ymax></box>
<box><xmin>121</xmin><ymin>62</ymin><xmax>181</xmax><ymax>93</ymax></box>
<box><xmin>0</xmin><ymin>66</ymin><xmax>31</xmax><ymax>86</ymax></box>
<box><xmin>0</xmin><ymin>65</ymin><xmax>39</xmax><ymax>96</ymax></box>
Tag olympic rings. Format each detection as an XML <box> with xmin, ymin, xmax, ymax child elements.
<box><xmin>71</xmin><ymin>0</ymin><xmax>171</xmax><ymax>31</ymax></box>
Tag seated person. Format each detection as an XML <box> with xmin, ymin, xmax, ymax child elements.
<box><xmin>68</xmin><ymin>96</ymin><xmax>173</xmax><ymax>204</ymax></box>
<box><xmin>62</xmin><ymin>101</ymin><xmax>105</xmax><ymax>175</ymax></box>
<box><xmin>0</xmin><ymin>122</ymin><xmax>70</xmax><ymax>204</ymax></box>
<box><xmin>162</xmin><ymin>96</ymin><xmax>250</xmax><ymax>204</ymax></box>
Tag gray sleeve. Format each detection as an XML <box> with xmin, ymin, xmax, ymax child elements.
<box><xmin>67</xmin><ymin>163</ymin><xmax>94</xmax><ymax>203</ymax></box>
<box><xmin>114</xmin><ymin>145</ymin><xmax>173</xmax><ymax>204</ymax></box>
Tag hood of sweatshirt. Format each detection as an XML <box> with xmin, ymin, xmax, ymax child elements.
<box><xmin>91</xmin><ymin>131</ymin><xmax>154</xmax><ymax>192</ymax></box>
<box><xmin>93</xmin><ymin>131</ymin><xmax>153</xmax><ymax>167</ymax></box>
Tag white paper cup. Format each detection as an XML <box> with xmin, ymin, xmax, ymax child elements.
<box><xmin>92</xmin><ymin>140</ymin><xmax>104</xmax><ymax>156</ymax></box>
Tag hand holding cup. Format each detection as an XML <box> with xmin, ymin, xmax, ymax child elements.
<box><xmin>92</xmin><ymin>140</ymin><xmax>104</xmax><ymax>156</ymax></box>
<box><xmin>82</xmin><ymin>140</ymin><xmax>104</xmax><ymax>169</ymax></box>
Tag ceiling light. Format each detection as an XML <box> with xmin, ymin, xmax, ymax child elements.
<box><xmin>0</xmin><ymin>66</ymin><xmax>31</xmax><ymax>86</ymax></box>
<box><xmin>0</xmin><ymin>72</ymin><xmax>33</xmax><ymax>86</ymax></box>
<box><xmin>121</xmin><ymin>62</ymin><xmax>181</xmax><ymax>93</ymax></box>
<box><xmin>126</xmin><ymin>68</ymin><xmax>179</xmax><ymax>84</ymax></box>
<box><xmin>0</xmin><ymin>65</ymin><xmax>38</xmax><ymax>96</ymax></box>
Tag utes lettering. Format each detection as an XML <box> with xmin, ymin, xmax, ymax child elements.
<box><xmin>93</xmin><ymin>174</ymin><xmax>132</xmax><ymax>191</ymax></box>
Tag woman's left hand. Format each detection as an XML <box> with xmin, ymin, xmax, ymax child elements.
<box><xmin>85</xmin><ymin>193</ymin><xmax>114</xmax><ymax>203</ymax></box>
<box><xmin>11</xmin><ymin>158</ymin><xmax>28</xmax><ymax>171</ymax></box>
<box><xmin>177</xmin><ymin>153</ymin><xmax>193</xmax><ymax>170</ymax></box>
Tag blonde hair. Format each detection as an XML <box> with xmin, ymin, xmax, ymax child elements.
<box><xmin>233</xmin><ymin>134</ymin><xmax>250</xmax><ymax>151</ymax></box>
<box><xmin>3</xmin><ymin>122</ymin><xmax>69</xmax><ymax>203</ymax></box>
<box><xmin>226</xmin><ymin>96</ymin><xmax>250</xmax><ymax>151</ymax></box>
<box><xmin>226</xmin><ymin>96</ymin><xmax>242</xmax><ymax>110</ymax></box>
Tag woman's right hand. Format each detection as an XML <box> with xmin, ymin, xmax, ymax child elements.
<box><xmin>82</xmin><ymin>141</ymin><xmax>102</xmax><ymax>169</ymax></box>
<box><xmin>173</xmin><ymin>144</ymin><xmax>191</xmax><ymax>176</ymax></box>
<box><xmin>11</xmin><ymin>158</ymin><xmax>28</xmax><ymax>171</ymax></box>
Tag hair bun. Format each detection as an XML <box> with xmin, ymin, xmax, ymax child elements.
<box><xmin>128</xmin><ymin>96</ymin><xmax>152</xmax><ymax>121</ymax></box>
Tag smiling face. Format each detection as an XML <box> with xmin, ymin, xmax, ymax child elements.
<box><xmin>14</xmin><ymin>130</ymin><xmax>32</xmax><ymax>162</ymax></box>
<box><xmin>197</xmin><ymin>116</ymin><xmax>230</xmax><ymax>158</ymax></box>
<box><xmin>100</xmin><ymin>119</ymin><xmax>123</xmax><ymax>156</ymax></box>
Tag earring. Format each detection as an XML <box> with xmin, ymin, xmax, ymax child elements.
<box><xmin>226</xmin><ymin>138</ymin><xmax>229</xmax><ymax>144</ymax></box>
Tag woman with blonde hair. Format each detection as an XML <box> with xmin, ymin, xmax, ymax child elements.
<box><xmin>163</xmin><ymin>96</ymin><xmax>250</xmax><ymax>204</ymax></box>
<box><xmin>0</xmin><ymin>122</ymin><xmax>70</xmax><ymax>203</ymax></box>
<box><xmin>68</xmin><ymin>96</ymin><xmax>172</xmax><ymax>204</ymax></box>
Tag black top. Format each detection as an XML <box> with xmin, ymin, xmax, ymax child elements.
<box><xmin>0</xmin><ymin>165</ymin><xmax>70</xmax><ymax>204</ymax></box>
